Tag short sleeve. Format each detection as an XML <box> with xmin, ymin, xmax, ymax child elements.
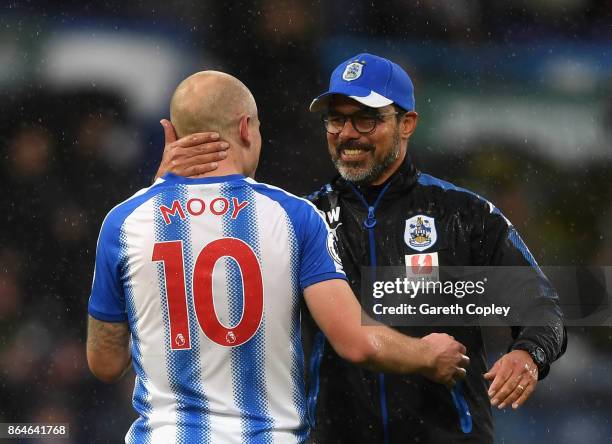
<box><xmin>88</xmin><ymin>216</ymin><xmax>128</xmax><ymax>322</ymax></box>
<box><xmin>296</xmin><ymin>204</ymin><xmax>346</xmax><ymax>291</ymax></box>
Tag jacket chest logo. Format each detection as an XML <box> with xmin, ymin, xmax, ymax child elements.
<box><xmin>404</xmin><ymin>215</ymin><xmax>437</xmax><ymax>251</ymax></box>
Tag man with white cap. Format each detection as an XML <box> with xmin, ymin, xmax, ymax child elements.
<box><xmin>154</xmin><ymin>53</ymin><xmax>566</xmax><ymax>443</ymax></box>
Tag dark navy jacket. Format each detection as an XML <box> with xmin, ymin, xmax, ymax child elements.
<box><xmin>304</xmin><ymin>157</ymin><xmax>566</xmax><ymax>444</ymax></box>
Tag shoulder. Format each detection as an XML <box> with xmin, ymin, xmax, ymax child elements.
<box><xmin>244</xmin><ymin>178</ymin><xmax>323</xmax><ymax>216</ymax></box>
<box><xmin>414</xmin><ymin>173</ymin><xmax>516</xmax><ymax>234</ymax></box>
<box><xmin>305</xmin><ymin>183</ymin><xmax>339</xmax><ymax>216</ymax></box>
<box><xmin>244</xmin><ymin>179</ymin><xmax>331</xmax><ymax>238</ymax></box>
<box><xmin>306</xmin><ymin>183</ymin><xmax>334</xmax><ymax>203</ymax></box>
<box><xmin>99</xmin><ymin>181</ymin><xmax>168</xmax><ymax>238</ymax></box>
<box><xmin>416</xmin><ymin>173</ymin><xmax>485</xmax><ymax>204</ymax></box>
<box><xmin>417</xmin><ymin>173</ymin><xmax>508</xmax><ymax>218</ymax></box>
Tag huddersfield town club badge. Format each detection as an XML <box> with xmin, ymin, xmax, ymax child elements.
<box><xmin>342</xmin><ymin>62</ymin><xmax>363</xmax><ymax>81</ymax></box>
<box><xmin>404</xmin><ymin>215</ymin><xmax>437</xmax><ymax>252</ymax></box>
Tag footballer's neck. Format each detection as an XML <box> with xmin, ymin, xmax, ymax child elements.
<box><xmin>195</xmin><ymin>147</ymin><xmax>250</xmax><ymax>178</ymax></box>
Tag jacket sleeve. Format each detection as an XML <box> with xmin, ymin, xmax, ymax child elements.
<box><xmin>473</xmin><ymin>200</ymin><xmax>567</xmax><ymax>379</ymax></box>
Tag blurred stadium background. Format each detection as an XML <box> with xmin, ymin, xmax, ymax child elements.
<box><xmin>1</xmin><ymin>1</ymin><xmax>611</xmax><ymax>442</ymax></box>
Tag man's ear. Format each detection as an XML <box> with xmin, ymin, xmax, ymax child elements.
<box><xmin>238</xmin><ymin>115</ymin><xmax>251</xmax><ymax>146</ymax></box>
<box><xmin>400</xmin><ymin>112</ymin><xmax>418</xmax><ymax>139</ymax></box>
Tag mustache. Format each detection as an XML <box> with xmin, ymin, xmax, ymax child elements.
<box><xmin>336</xmin><ymin>141</ymin><xmax>375</xmax><ymax>154</ymax></box>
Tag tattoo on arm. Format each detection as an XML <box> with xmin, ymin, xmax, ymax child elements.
<box><xmin>87</xmin><ymin>316</ymin><xmax>130</xmax><ymax>355</ymax></box>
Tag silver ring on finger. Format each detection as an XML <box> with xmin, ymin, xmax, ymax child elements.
<box><xmin>517</xmin><ymin>384</ymin><xmax>525</xmax><ymax>391</ymax></box>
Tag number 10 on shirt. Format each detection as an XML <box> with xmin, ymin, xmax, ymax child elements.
<box><xmin>152</xmin><ymin>238</ymin><xmax>264</xmax><ymax>350</ymax></box>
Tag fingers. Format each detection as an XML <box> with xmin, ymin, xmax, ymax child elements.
<box><xmin>483</xmin><ymin>359</ymin><xmax>501</xmax><ymax>381</ymax></box>
<box><xmin>160</xmin><ymin>119</ymin><xmax>178</xmax><ymax>145</ymax></box>
<box><xmin>174</xmin><ymin>132</ymin><xmax>221</xmax><ymax>148</ymax></box>
<box><xmin>449</xmin><ymin>345</ymin><xmax>468</xmax><ymax>384</ymax></box>
<box><xmin>493</xmin><ymin>373</ymin><xmax>523</xmax><ymax>408</ymax></box>
<box><xmin>445</xmin><ymin>365</ymin><xmax>467</xmax><ymax>389</ymax></box>
<box><xmin>487</xmin><ymin>358</ymin><xmax>512</xmax><ymax>399</ymax></box>
<box><xmin>455</xmin><ymin>366</ymin><xmax>467</xmax><ymax>379</ymax></box>
<box><xmin>457</xmin><ymin>342</ymin><xmax>467</xmax><ymax>355</ymax></box>
<box><xmin>446</xmin><ymin>353</ymin><xmax>469</xmax><ymax>388</ymax></box>
<box><xmin>155</xmin><ymin>128</ymin><xmax>226</xmax><ymax>180</ymax></box>
<box><xmin>421</xmin><ymin>334</ymin><xmax>471</xmax><ymax>387</ymax></box>
<box><xmin>511</xmin><ymin>378</ymin><xmax>537</xmax><ymax>409</ymax></box>
<box><xmin>167</xmin><ymin>145</ymin><xmax>229</xmax><ymax>178</ymax></box>
<box><xmin>497</xmin><ymin>376</ymin><xmax>531</xmax><ymax>409</ymax></box>
<box><xmin>451</xmin><ymin>353</ymin><xmax>469</xmax><ymax>383</ymax></box>
<box><xmin>510</xmin><ymin>363</ymin><xmax>538</xmax><ymax>409</ymax></box>
<box><xmin>176</xmin><ymin>153</ymin><xmax>228</xmax><ymax>177</ymax></box>
<box><xmin>170</xmin><ymin>142</ymin><xmax>229</xmax><ymax>167</ymax></box>
<box><xmin>180</xmin><ymin>142</ymin><xmax>229</xmax><ymax>158</ymax></box>
<box><xmin>489</xmin><ymin>356</ymin><xmax>539</xmax><ymax>409</ymax></box>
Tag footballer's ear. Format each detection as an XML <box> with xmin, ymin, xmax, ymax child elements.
<box><xmin>238</xmin><ymin>114</ymin><xmax>252</xmax><ymax>146</ymax></box>
<box><xmin>400</xmin><ymin>111</ymin><xmax>418</xmax><ymax>139</ymax></box>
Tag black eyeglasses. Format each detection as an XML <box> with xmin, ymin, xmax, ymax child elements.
<box><xmin>322</xmin><ymin>111</ymin><xmax>400</xmax><ymax>135</ymax></box>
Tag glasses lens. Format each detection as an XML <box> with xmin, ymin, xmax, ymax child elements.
<box><xmin>353</xmin><ymin>115</ymin><xmax>377</xmax><ymax>133</ymax></box>
<box><xmin>324</xmin><ymin>116</ymin><xmax>345</xmax><ymax>134</ymax></box>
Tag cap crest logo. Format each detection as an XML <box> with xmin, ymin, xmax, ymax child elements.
<box><xmin>342</xmin><ymin>61</ymin><xmax>363</xmax><ymax>81</ymax></box>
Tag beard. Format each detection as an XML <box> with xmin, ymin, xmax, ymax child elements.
<box><xmin>332</xmin><ymin>129</ymin><xmax>401</xmax><ymax>186</ymax></box>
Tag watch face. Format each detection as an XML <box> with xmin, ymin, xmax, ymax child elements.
<box><xmin>533</xmin><ymin>347</ymin><xmax>546</xmax><ymax>366</ymax></box>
